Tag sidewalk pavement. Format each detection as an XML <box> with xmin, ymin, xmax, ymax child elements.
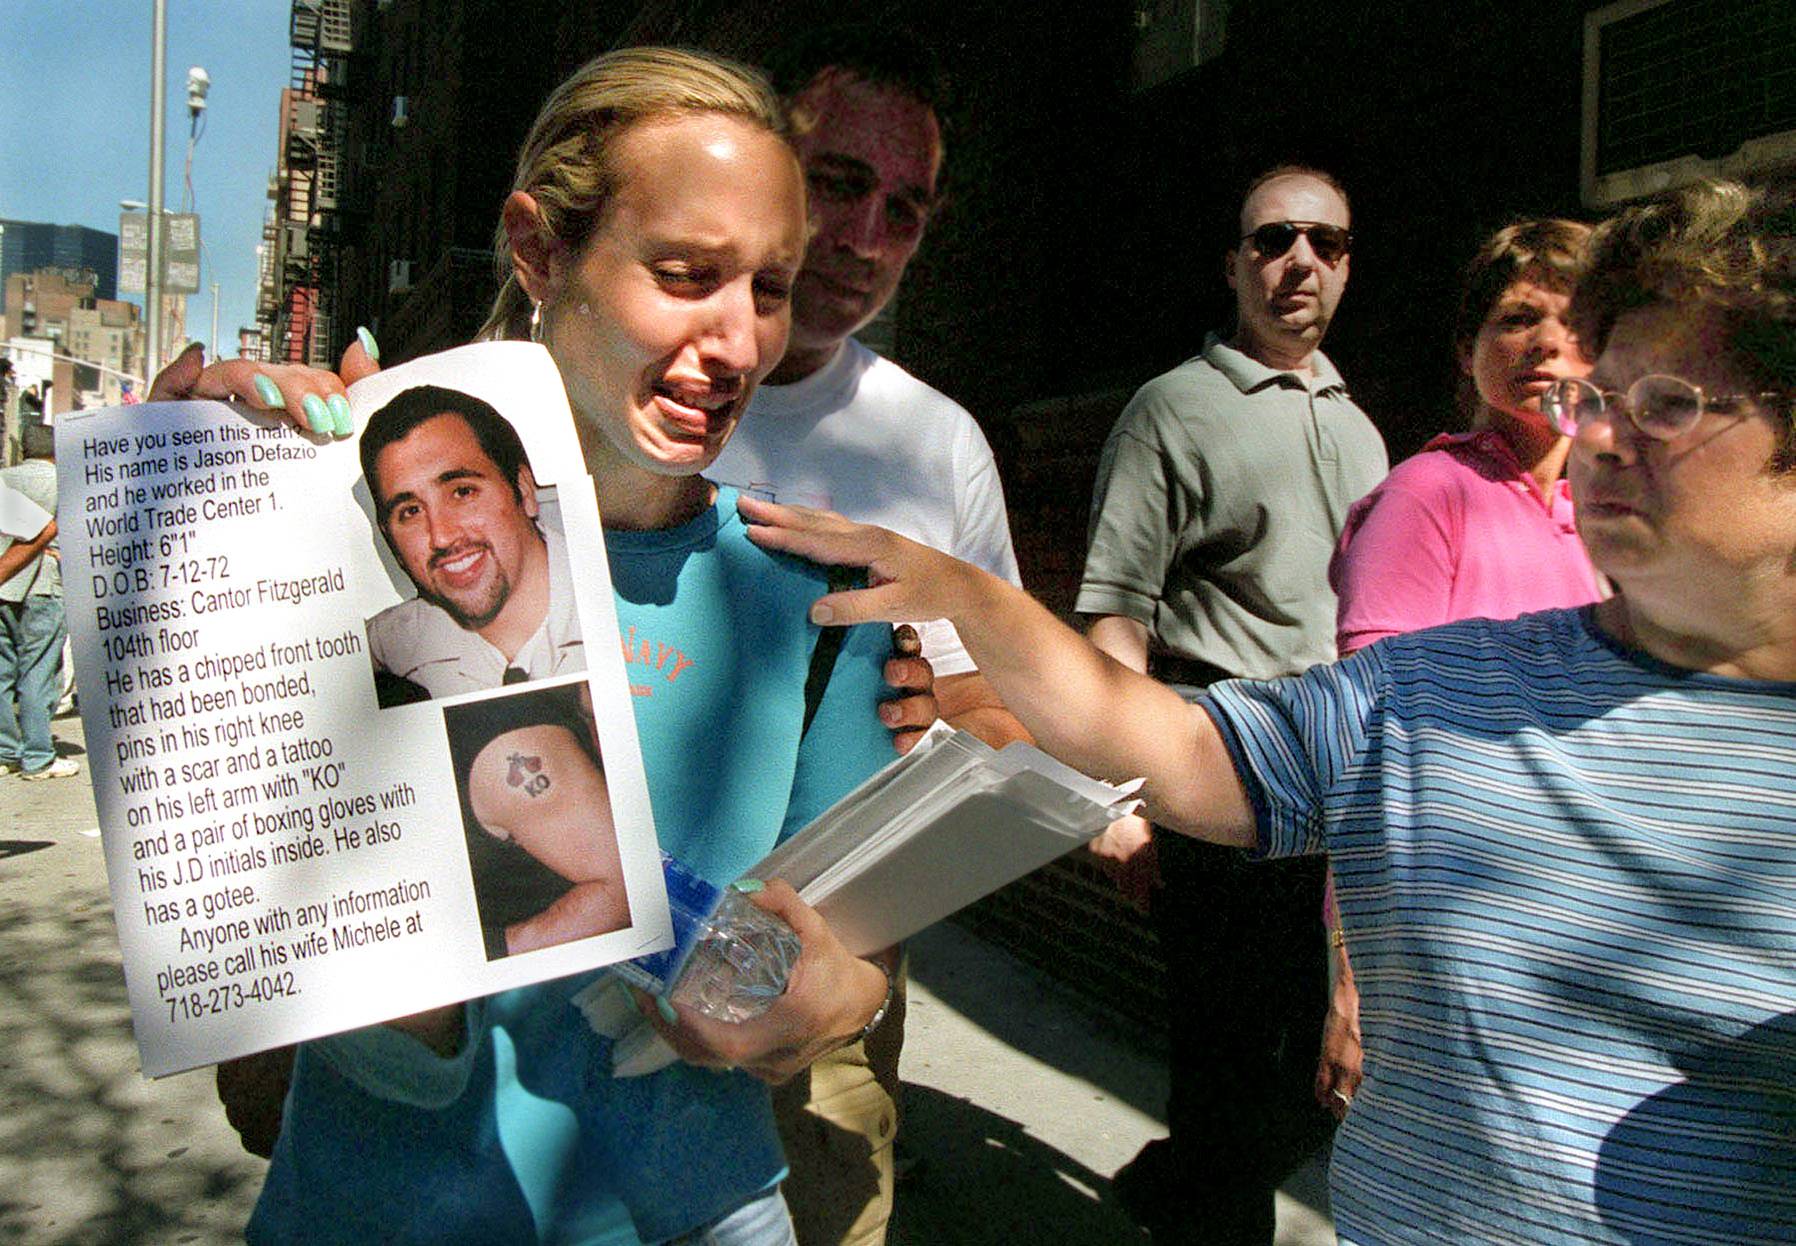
<box><xmin>0</xmin><ymin>713</ymin><xmax>1333</xmax><ymax>1244</ymax></box>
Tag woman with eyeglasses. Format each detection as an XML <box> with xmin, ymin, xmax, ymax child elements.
<box><xmin>1312</xmin><ymin>220</ymin><xmax>1606</xmax><ymax>1115</ymax></box>
<box><xmin>159</xmin><ymin>47</ymin><xmax>905</xmax><ymax>1246</ymax></box>
<box><xmin>742</xmin><ymin>177</ymin><xmax>1796</xmax><ymax>1244</ymax></box>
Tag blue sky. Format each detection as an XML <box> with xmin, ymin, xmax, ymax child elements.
<box><xmin>1</xmin><ymin>1</ymin><xmax>292</xmax><ymax>359</ymax></box>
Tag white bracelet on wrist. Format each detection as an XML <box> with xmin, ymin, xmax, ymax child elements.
<box><xmin>848</xmin><ymin>957</ymin><xmax>897</xmax><ymax>1047</ymax></box>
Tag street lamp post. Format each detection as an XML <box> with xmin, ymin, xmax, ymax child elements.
<box><xmin>188</xmin><ymin>67</ymin><xmax>211</xmax><ymax>363</ymax></box>
<box><xmin>146</xmin><ymin>0</ymin><xmax>168</xmax><ymax>377</ymax></box>
<box><xmin>134</xmin><ymin>52</ymin><xmax>208</xmax><ymax>378</ymax></box>
<box><xmin>187</xmin><ymin>67</ymin><xmax>210</xmax><ymax>118</ymax></box>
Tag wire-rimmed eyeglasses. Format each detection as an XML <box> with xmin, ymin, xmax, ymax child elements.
<box><xmin>1542</xmin><ymin>374</ymin><xmax>1788</xmax><ymax>441</ymax></box>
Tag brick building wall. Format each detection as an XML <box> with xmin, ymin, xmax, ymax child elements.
<box><xmin>317</xmin><ymin>0</ymin><xmax>1775</xmax><ymax>1022</ymax></box>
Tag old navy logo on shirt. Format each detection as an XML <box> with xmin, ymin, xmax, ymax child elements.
<box><xmin>620</xmin><ymin>624</ymin><xmax>695</xmax><ymax>697</ymax></box>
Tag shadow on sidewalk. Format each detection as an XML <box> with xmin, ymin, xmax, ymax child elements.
<box><xmin>891</xmin><ymin>1082</ymin><xmax>1145</xmax><ymax>1244</ymax></box>
<box><xmin>0</xmin><ymin>840</ymin><xmax>54</xmax><ymax>859</ymax></box>
<box><xmin>900</xmin><ymin>921</ymin><xmax>1335</xmax><ymax>1243</ymax></box>
<box><xmin>0</xmin><ymin>887</ymin><xmax>263</xmax><ymax>1243</ymax></box>
<box><xmin>909</xmin><ymin>922</ymin><xmax>1168</xmax><ymax>1123</ymax></box>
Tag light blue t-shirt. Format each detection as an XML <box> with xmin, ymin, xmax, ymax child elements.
<box><xmin>250</xmin><ymin>487</ymin><xmax>894</xmax><ymax>1246</ymax></box>
<box><xmin>1204</xmin><ymin>607</ymin><xmax>1796</xmax><ymax>1245</ymax></box>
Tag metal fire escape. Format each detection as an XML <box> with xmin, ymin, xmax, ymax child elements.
<box><xmin>273</xmin><ymin>0</ymin><xmax>354</xmax><ymax>366</ymax></box>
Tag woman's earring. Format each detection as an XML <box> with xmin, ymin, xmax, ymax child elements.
<box><xmin>528</xmin><ymin>299</ymin><xmax>545</xmax><ymax>343</ymax></box>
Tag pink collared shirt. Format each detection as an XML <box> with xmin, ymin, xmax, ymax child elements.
<box><xmin>1329</xmin><ymin>429</ymin><xmax>1602</xmax><ymax>654</ymax></box>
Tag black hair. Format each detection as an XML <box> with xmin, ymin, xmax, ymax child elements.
<box><xmin>762</xmin><ymin>21</ymin><xmax>948</xmax><ymax>116</ymax></box>
<box><xmin>360</xmin><ymin>385</ymin><xmax>532</xmax><ymax>520</ymax></box>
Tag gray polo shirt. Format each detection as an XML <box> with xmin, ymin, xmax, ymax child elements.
<box><xmin>1077</xmin><ymin>333</ymin><xmax>1387</xmax><ymax>680</ymax></box>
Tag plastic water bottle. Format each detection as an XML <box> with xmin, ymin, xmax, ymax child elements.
<box><xmin>613</xmin><ymin>854</ymin><xmax>800</xmax><ymax>1024</ymax></box>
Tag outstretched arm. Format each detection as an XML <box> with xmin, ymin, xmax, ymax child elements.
<box><xmin>1084</xmin><ymin>614</ymin><xmax>1159</xmax><ymax>904</ymax></box>
<box><xmin>740</xmin><ymin>497</ymin><xmax>1255</xmax><ymax>847</ymax></box>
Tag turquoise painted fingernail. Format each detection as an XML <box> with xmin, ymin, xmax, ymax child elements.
<box><xmin>356</xmin><ymin>326</ymin><xmax>380</xmax><ymax>361</ymax></box>
<box><xmin>729</xmin><ymin>878</ymin><xmax>765</xmax><ymax>895</ymax></box>
<box><xmin>301</xmin><ymin>393</ymin><xmax>329</xmax><ymax>433</ymax></box>
<box><xmin>655</xmin><ymin>995</ymin><xmax>678</xmax><ymax>1023</ymax></box>
<box><xmin>254</xmin><ymin>374</ymin><xmax>284</xmax><ymax>409</ymax></box>
<box><xmin>327</xmin><ymin>393</ymin><xmax>352</xmax><ymax>436</ymax></box>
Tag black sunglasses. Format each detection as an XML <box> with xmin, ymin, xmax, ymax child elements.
<box><xmin>1239</xmin><ymin>221</ymin><xmax>1353</xmax><ymax>264</ymax></box>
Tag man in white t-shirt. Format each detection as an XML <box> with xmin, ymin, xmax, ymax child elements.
<box><xmin>0</xmin><ymin>478</ymin><xmax>54</xmax><ymax>586</ymax></box>
<box><xmin>713</xmin><ymin>28</ymin><xmax>1024</xmax><ymax>750</ymax></box>
<box><xmin>0</xmin><ymin>466</ymin><xmax>67</xmax><ymax>779</ymax></box>
<box><xmin>708</xmin><ymin>25</ymin><xmax>1026</xmax><ymax>1246</ymax></box>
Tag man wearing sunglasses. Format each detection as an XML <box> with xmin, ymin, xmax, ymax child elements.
<box><xmin>1077</xmin><ymin>165</ymin><xmax>1386</xmax><ymax>1244</ymax></box>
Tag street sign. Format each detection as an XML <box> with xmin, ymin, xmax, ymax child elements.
<box><xmin>117</xmin><ymin>211</ymin><xmax>202</xmax><ymax>295</ymax></box>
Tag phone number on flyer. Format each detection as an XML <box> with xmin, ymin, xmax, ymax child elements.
<box><xmin>165</xmin><ymin>972</ymin><xmax>299</xmax><ymax>1022</ymax></box>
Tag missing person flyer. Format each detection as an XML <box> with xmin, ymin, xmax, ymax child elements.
<box><xmin>58</xmin><ymin>341</ymin><xmax>671</xmax><ymax>1077</ymax></box>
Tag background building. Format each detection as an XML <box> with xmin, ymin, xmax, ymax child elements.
<box><xmin>257</xmin><ymin>0</ymin><xmax>354</xmax><ymax>366</ymax></box>
<box><xmin>1</xmin><ymin>268</ymin><xmax>144</xmax><ymax>415</ymax></box>
<box><xmin>0</xmin><ymin>219</ymin><xmax>120</xmax><ymax>302</ymax></box>
<box><xmin>255</xmin><ymin>0</ymin><xmax>1796</xmax><ymax>1018</ymax></box>
<box><xmin>329</xmin><ymin>0</ymin><xmax>587</xmax><ymax>357</ymax></box>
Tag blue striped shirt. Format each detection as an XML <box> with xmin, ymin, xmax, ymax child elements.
<box><xmin>1204</xmin><ymin>607</ymin><xmax>1796</xmax><ymax>1245</ymax></box>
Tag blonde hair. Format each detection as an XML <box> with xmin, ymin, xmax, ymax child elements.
<box><xmin>479</xmin><ymin>46</ymin><xmax>790</xmax><ymax>342</ymax></box>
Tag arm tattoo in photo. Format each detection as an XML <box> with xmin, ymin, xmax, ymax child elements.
<box><xmin>507</xmin><ymin>752</ymin><xmax>551</xmax><ymax>797</ymax></box>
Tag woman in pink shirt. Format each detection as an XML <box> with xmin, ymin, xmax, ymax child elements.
<box><xmin>1315</xmin><ymin>219</ymin><xmax>1604</xmax><ymax>1114</ymax></box>
<box><xmin>1329</xmin><ymin>218</ymin><xmax>1603</xmax><ymax>651</ymax></box>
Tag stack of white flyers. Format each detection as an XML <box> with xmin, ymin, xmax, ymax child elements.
<box><xmin>589</xmin><ymin>722</ymin><xmax>1140</xmax><ymax>1077</ymax></box>
<box><xmin>752</xmin><ymin>720</ymin><xmax>1144</xmax><ymax>958</ymax></box>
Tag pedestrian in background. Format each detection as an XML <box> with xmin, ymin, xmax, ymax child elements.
<box><xmin>0</xmin><ymin>424</ymin><xmax>75</xmax><ymax>781</ymax></box>
<box><xmin>1077</xmin><ymin>165</ymin><xmax>1387</xmax><ymax>1244</ymax></box>
<box><xmin>1314</xmin><ymin>218</ymin><xmax>1605</xmax><ymax>1111</ymax></box>
<box><xmin>712</xmin><ymin>26</ymin><xmax>1029</xmax><ymax>1244</ymax></box>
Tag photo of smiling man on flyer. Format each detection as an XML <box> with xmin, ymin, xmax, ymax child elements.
<box><xmin>358</xmin><ymin>384</ymin><xmax>585</xmax><ymax>706</ymax></box>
